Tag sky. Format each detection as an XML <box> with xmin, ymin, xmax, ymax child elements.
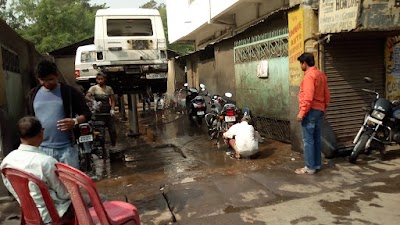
<box><xmin>90</xmin><ymin>0</ymin><xmax>165</xmax><ymax>8</ymax></box>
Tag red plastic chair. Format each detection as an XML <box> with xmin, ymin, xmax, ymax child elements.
<box><xmin>54</xmin><ymin>162</ymin><xmax>141</xmax><ymax>225</ymax></box>
<box><xmin>1</xmin><ymin>167</ymin><xmax>75</xmax><ymax>225</ymax></box>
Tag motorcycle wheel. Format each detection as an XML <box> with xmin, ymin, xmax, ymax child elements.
<box><xmin>197</xmin><ymin>117</ymin><xmax>203</xmax><ymax>125</ymax></box>
<box><xmin>349</xmin><ymin>132</ymin><xmax>371</xmax><ymax>164</ymax></box>
<box><xmin>79</xmin><ymin>152</ymin><xmax>92</xmax><ymax>172</ymax></box>
<box><xmin>188</xmin><ymin>114</ymin><xmax>195</xmax><ymax>124</ymax></box>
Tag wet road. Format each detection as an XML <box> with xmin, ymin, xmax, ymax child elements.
<box><xmin>2</xmin><ymin>109</ymin><xmax>400</xmax><ymax>224</ymax></box>
<box><xmin>92</xmin><ymin>110</ymin><xmax>298</xmax><ymax>224</ymax></box>
<box><xmin>92</xmin><ymin>109</ymin><xmax>400</xmax><ymax>225</ymax></box>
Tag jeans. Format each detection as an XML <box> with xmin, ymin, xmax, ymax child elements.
<box><xmin>40</xmin><ymin>146</ymin><xmax>79</xmax><ymax>169</ymax></box>
<box><xmin>143</xmin><ymin>96</ymin><xmax>151</xmax><ymax>111</ymax></box>
<box><xmin>301</xmin><ymin>109</ymin><xmax>324</xmax><ymax>171</ymax></box>
<box><xmin>96</xmin><ymin>115</ymin><xmax>117</xmax><ymax>146</ymax></box>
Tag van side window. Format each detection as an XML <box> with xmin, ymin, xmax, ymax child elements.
<box><xmin>107</xmin><ymin>19</ymin><xmax>153</xmax><ymax>37</ymax></box>
<box><xmin>81</xmin><ymin>51</ymin><xmax>96</xmax><ymax>63</ymax></box>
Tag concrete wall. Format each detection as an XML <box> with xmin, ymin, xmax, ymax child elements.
<box><xmin>215</xmin><ymin>40</ymin><xmax>236</xmax><ymax>100</ymax></box>
<box><xmin>186</xmin><ymin>55</ymin><xmax>200</xmax><ymax>89</ymax></box>
<box><xmin>183</xmin><ymin>12</ymin><xmax>288</xmax><ymax>105</ymax></box>
<box><xmin>0</xmin><ymin>21</ymin><xmax>41</xmax><ymax>107</ymax></box>
<box><xmin>235</xmin><ymin>57</ymin><xmax>289</xmax><ymax>120</ymax></box>
<box><xmin>0</xmin><ymin>19</ymin><xmax>42</xmax><ymax>158</ymax></box>
<box><xmin>167</xmin><ymin>59</ymin><xmax>176</xmax><ymax>98</ymax></box>
<box><xmin>184</xmin><ymin>43</ymin><xmax>236</xmax><ymax>102</ymax></box>
<box><xmin>167</xmin><ymin>59</ymin><xmax>186</xmax><ymax>99</ymax></box>
<box><xmin>198</xmin><ymin>59</ymin><xmax>217</xmax><ymax>95</ymax></box>
<box><xmin>174</xmin><ymin>60</ymin><xmax>186</xmax><ymax>89</ymax></box>
<box><xmin>361</xmin><ymin>0</ymin><xmax>400</xmax><ymax>31</ymax></box>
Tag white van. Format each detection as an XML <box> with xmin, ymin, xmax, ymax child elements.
<box><xmin>75</xmin><ymin>44</ymin><xmax>98</xmax><ymax>90</ymax></box>
<box><xmin>93</xmin><ymin>8</ymin><xmax>168</xmax><ymax>93</ymax></box>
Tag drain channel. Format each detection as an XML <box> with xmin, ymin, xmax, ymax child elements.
<box><xmin>160</xmin><ymin>184</ymin><xmax>177</xmax><ymax>223</ymax></box>
<box><xmin>154</xmin><ymin>143</ymin><xmax>187</xmax><ymax>158</ymax></box>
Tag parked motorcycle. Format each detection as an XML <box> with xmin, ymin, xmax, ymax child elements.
<box><xmin>219</xmin><ymin>94</ymin><xmax>242</xmax><ymax>131</ymax></box>
<box><xmin>205</xmin><ymin>93</ymin><xmax>229</xmax><ymax>140</ymax></box>
<box><xmin>76</xmin><ymin>123</ymin><xmax>94</xmax><ymax>172</ymax></box>
<box><xmin>186</xmin><ymin>83</ymin><xmax>207</xmax><ymax>125</ymax></box>
<box><xmin>349</xmin><ymin>77</ymin><xmax>400</xmax><ymax>163</ymax></box>
<box><xmin>90</xmin><ymin>115</ymin><xmax>108</xmax><ymax>160</ymax></box>
<box><xmin>86</xmin><ymin>101</ymin><xmax>108</xmax><ymax>160</ymax></box>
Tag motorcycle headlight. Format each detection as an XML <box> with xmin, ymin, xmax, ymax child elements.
<box><xmin>371</xmin><ymin>110</ymin><xmax>385</xmax><ymax>120</ymax></box>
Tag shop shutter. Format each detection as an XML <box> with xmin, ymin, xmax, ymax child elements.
<box><xmin>324</xmin><ymin>39</ymin><xmax>385</xmax><ymax>149</ymax></box>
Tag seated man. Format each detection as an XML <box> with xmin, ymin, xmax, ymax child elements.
<box><xmin>223</xmin><ymin>116</ymin><xmax>263</xmax><ymax>159</ymax></box>
<box><xmin>1</xmin><ymin>116</ymin><xmax>73</xmax><ymax>223</ymax></box>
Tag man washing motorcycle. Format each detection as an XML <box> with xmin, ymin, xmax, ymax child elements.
<box><xmin>222</xmin><ymin>115</ymin><xmax>263</xmax><ymax>159</ymax></box>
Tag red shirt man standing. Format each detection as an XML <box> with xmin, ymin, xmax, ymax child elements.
<box><xmin>295</xmin><ymin>53</ymin><xmax>330</xmax><ymax>175</ymax></box>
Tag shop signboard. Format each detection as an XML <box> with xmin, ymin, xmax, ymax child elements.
<box><xmin>319</xmin><ymin>0</ymin><xmax>361</xmax><ymax>34</ymax></box>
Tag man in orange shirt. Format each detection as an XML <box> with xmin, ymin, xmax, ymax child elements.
<box><xmin>295</xmin><ymin>53</ymin><xmax>330</xmax><ymax>175</ymax></box>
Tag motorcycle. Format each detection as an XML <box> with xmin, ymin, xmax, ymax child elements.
<box><xmin>86</xmin><ymin>101</ymin><xmax>108</xmax><ymax>160</ymax></box>
<box><xmin>90</xmin><ymin>116</ymin><xmax>108</xmax><ymax>160</ymax></box>
<box><xmin>205</xmin><ymin>93</ymin><xmax>230</xmax><ymax>140</ymax></box>
<box><xmin>210</xmin><ymin>93</ymin><xmax>242</xmax><ymax>146</ymax></box>
<box><xmin>349</xmin><ymin>77</ymin><xmax>400</xmax><ymax>163</ymax></box>
<box><xmin>76</xmin><ymin>122</ymin><xmax>94</xmax><ymax>172</ymax></box>
<box><xmin>186</xmin><ymin>83</ymin><xmax>207</xmax><ymax>125</ymax></box>
<box><xmin>219</xmin><ymin>94</ymin><xmax>242</xmax><ymax>131</ymax></box>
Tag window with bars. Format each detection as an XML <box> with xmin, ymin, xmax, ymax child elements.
<box><xmin>234</xmin><ymin>36</ymin><xmax>289</xmax><ymax>64</ymax></box>
<box><xmin>1</xmin><ymin>47</ymin><xmax>20</xmax><ymax>73</ymax></box>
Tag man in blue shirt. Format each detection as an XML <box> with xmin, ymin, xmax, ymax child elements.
<box><xmin>26</xmin><ymin>60</ymin><xmax>91</xmax><ymax>168</ymax></box>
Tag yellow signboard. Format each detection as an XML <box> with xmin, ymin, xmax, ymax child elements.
<box><xmin>288</xmin><ymin>8</ymin><xmax>304</xmax><ymax>86</ymax></box>
<box><xmin>386</xmin><ymin>36</ymin><xmax>400</xmax><ymax>101</ymax></box>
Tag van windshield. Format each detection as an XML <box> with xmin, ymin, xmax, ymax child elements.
<box><xmin>107</xmin><ymin>19</ymin><xmax>153</xmax><ymax>37</ymax></box>
<box><xmin>81</xmin><ymin>51</ymin><xmax>96</xmax><ymax>63</ymax></box>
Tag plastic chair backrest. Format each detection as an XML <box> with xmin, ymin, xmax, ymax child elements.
<box><xmin>55</xmin><ymin>163</ymin><xmax>110</xmax><ymax>225</ymax></box>
<box><xmin>1</xmin><ymin>168</ymin><xmax>62</xmax><ymax>225</ymax></box>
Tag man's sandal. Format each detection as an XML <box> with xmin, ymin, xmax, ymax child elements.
<box><xmin>295</xmin><ymin>167</ymin><xmax>315</xmax><ymax>175</ymax></box>
<box><xmin>229</xmin><ymin>153</ymin><xmax>241</xmax><ymax>160</ymax></box>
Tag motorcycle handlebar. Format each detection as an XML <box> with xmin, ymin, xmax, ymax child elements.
<box><xmin>362</xmin><ymin>88</ymin><xmax>379</xmax><ymax>98</ymax></box>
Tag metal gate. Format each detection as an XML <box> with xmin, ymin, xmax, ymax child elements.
<box><xmin>324</xmin><ymin>39</ymin><xmax>385</xmax><ymax>149</ymax></box>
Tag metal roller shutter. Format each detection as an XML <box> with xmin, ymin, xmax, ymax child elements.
<box><xmin>324</xmin><ymin>39</ymin><xmax>385</xmax><ymax>149</ymax></box>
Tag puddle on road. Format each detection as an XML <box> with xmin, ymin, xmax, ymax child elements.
<box><xmin>90</xmin><ymin>145</ymin><xmax>189</xmax><ymax>180</ymax></box>
<box><xmin>93</xmin><ymin>110</ymin><xmax>295</xmax><ymax>185</ymax></box>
